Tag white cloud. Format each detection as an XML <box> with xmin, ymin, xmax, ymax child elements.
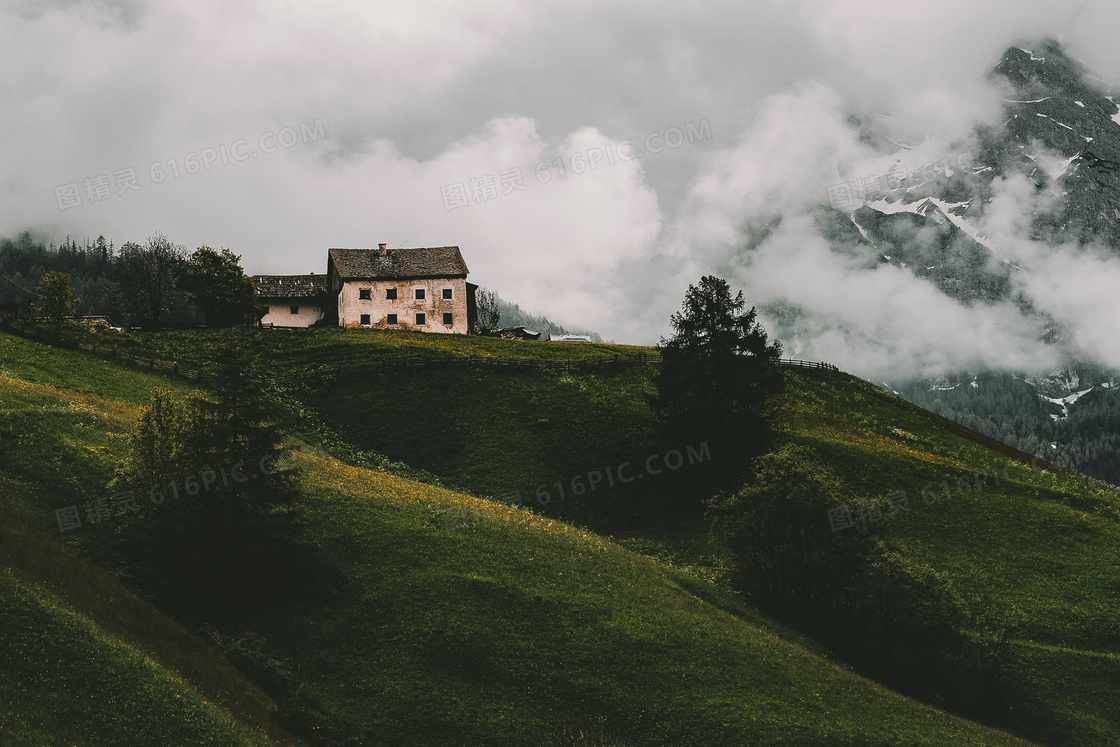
<box><xmin>5</xmin><ymin>0</ymin><xmax>1120</xmax><ymax>366</ymax></box>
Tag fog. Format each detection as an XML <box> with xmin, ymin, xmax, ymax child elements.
<box><xmin>5</xmin><ymin>0</ymin><xmax>1120</xmax><ymax>376</ymax></box>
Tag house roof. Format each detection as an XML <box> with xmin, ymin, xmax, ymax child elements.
<box><xmin>253</xmin><ymin>274</ymin><xmax>328</xmax><ymax>299</ymax></box>
<box><xmin>328</xmin><ymin>246</ymin><xmax>469</xmax><ymax>280</ymax></box>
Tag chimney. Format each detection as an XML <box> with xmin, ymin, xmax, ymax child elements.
<box><xmin>378</xmin><ymin>242</ymin><xmax>387</xmax><ymax>257</ymax></box>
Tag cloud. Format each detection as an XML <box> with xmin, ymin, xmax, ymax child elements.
<box><xmin>4</xmin><ymin>0</ymin><xmax>1120</xmax><ymax>367</ymax></box>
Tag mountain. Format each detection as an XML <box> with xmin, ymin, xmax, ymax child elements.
<box><xmin>765</xmin><ymin>39</ymin><xmax>1120</xmax><ymax>486</ymax></box>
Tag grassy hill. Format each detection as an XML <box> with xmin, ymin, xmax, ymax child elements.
<box><xmin>3</xmin><ymin>325</ymin><xmax>1116</xmax><ymax>743</ymax></box>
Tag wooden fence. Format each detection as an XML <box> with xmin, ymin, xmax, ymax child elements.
<box><xmin>776</xmin><ymin>358</ymin><xmax>839</xmax><ymax>371</ymax></box>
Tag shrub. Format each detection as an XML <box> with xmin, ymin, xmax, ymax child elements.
<box><xmin>709</xmin><ymin>442</ymin><xmax>1020</xmax><ymax>720</ymax></box>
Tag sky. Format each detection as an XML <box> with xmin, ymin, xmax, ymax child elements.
<box><xmin>5</xmin><ymin>0</ymin><xmax>1120</xmax><ymax>376</ymax></box>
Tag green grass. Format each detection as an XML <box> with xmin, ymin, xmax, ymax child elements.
<box><xmin>228</xmin><ymin>450</ymin><xmax>1032</xmax><ymax>745</ymax></box>
<box><xmin>0</xmin><ymin>569</ymin><xmax>270</xmax><ymax>747</ymax></box>
<box><xmin>66</xmin><ymin>324</ymin><xmax>655</xmax><ymax>378</ymax></box>
<box><xmin>0</xmin><ymin>502</ymin><xmax>294</xmax><ymax>745</ymax></box>
<box><xmin>291</xmin><ymin>364</ymin><xmax>663</xmax><ymax>527</ymax></box>
<box><xmin>271</xmin><ymin>334</ymin><xmax>1120</xmax><ymax>744</ymax></box>
<box><xmin>0</xmin><ymin>320</ymin><xmax>1044</xmax><ymax>743</ymax></box>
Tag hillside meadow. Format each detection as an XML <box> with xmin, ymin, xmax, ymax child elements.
<box><xmin>2</xmin><ymin>325</ymin><xmax>1116</xmax><ymax>743</ymax></box>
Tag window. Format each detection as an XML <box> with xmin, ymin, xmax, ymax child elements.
<box><xmin>290</xmin><ymin>305</ymin><xmax>299</xmax><ymax>314</ymax></box>
<box><xmin>387</xmin><ymin>314</ymin><xmax>398</xmax><ymax>325</ymax></box>
<box><xmin>416</xmin><ymin>313</ymin><xmax>426</xmax><ymax>325</ymax></box>
<box><xmin>386</xmin><ymin>288</ymin><xmax>397</xmax><ymax>300</ymax></box>
<box><xmin>443</xmin><ymin>313</ymin><xmax>453</xmax><ymax>325</ymax></box>
<box><xmin>360</xmin><ymin>314</ymin><xmax>370</xmax><ymax>325</ymax></box>
<box><xmin>442</xmin><ymin>288</ymin><xmax>453</xmax><ymax>300</ymax></box>
<box><xmin>359</xmin><ymin>288</ymin><xmax>371</xmax><ymax>300</ymax></box>
<box><xmin>414</xmin><ymin>288</ymin><xmax>426</xmax><ymax>300</ymax></box>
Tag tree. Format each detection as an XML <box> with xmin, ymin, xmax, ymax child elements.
<box><xmin>119</xmin><ymin>232</ymin><xmax>185</xmax><ymax>329</ymax></box>
<box><xmin>707</xmin><ymin>444</ymin><xmax>872</xmax><ymax>628</ymax></box>
<box><xmin>176</xmin><ymin>246</ymin><xmax>256</xmax><ymax>328</ymax></box>
<box><xmin>475</xmin><ymin>286</ymin><xmax>501</xmax><ymax>333</ymax></box>
<box><xmin>111</xmin><ymin>341</ymin><xmax>309</xmax><ymax>614</ymax></box>
<box><xmin>32</xmin><ymin>271</ymin><xmax>79</xmax><ymax>339</ymax></box>
<box><xmin>653</xmin><ymin>275</ymin><xmax>784</xmax><ymax>491</ymax></box>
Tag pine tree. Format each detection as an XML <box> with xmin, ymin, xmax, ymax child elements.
<box><xmin>653</xmin><ymin>275</ymin><xmax>784</xmax><ymax>493</ymax></box>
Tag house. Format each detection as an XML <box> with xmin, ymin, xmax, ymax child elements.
<box><xmin>327</xmin><ymin>244</ymin><xmax>477</xmax><ymax>334</ymax></box>
<box><xmin>253</xmin><ymin>273</ymin><xmax>328</xmax><ymax>328</ymax></box>
<box><xmin>497</xmin><ymin>326</ymin><xmax>541</xmax><ymax>340</ymax></box>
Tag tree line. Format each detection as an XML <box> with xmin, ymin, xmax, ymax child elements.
<box><xmin>1</xmin><ymin>230</ymin><xmax>255</xmax><ymax>329</ymax></box>
<box><xmin>896</xmin><ymin>372</ymin><xmax>1120</xmax><ymax>487</ymax></box>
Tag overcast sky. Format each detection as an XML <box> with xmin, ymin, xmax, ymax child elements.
<box><xmin>5</xmin><ymin>0</ymin><xmax>1120</xmax><ymax>372</ymax></box>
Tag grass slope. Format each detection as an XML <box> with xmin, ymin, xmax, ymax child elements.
<box><xmin>0</xmin><ymin>332</ymin><xmax>298</xmax><ymax>744</ymax></box>
<box><xmin>198</xmin><ymin>447</ymin><xmax>1031</xmax><ymax>745</ymax></box>
<box><xmin>258</xmin><ymin>330</ymin><xmax>1120</xmax><ymax>744</ymax></box>
<box><xmin>0</xmin><ymin>330</ymin><xmax>1036</xmax><ymax>743</ymax></box>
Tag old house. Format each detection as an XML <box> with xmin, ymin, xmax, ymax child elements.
<box><xmin>253</xmin><ymin>273</ymin><xmax>328</xmax><ymax>328</ymax></box>
<box><xmin>327</xmin><ymin>244</ymin><xmax>477</xmax><ymax>334</ymax></box>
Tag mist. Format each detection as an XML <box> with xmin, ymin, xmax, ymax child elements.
<box><xmin>5</xmin><ymin>0</ymin><xmax>1120</xmax><ymax>377</ymax></box>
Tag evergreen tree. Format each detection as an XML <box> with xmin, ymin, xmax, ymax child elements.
<box><xmin>653</xmin><ymin>275</ymin><xmax>784</xmax><ymax>492</ymax></box>
<box><xmin>112</xmin><ymin>341</ymin><xmax>308</xmax><ymax>615</ymax></box>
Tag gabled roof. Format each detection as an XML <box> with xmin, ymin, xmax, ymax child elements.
<box><xmin>328</xmin><ymin>246</ymin><xmax>469</xmax><ymax>280</ymax></box>
<box><xmin>253</xmin><ymin>274</ymin><xmax>328</xmax><ymax>299</ymax></box>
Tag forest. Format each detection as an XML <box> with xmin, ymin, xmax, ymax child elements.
<box><xmin>896</xmin><ymin>369</ymin><xmax>1120</xmax><ymax>487</ymax></box>
<box><xmin>0</xmin><ymin>230</ymin><xmax>202</xmax><ymax>324</ymax></box>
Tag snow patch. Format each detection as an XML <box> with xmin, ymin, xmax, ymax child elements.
<box><xmin>1075</xmin><ymin>100</ymin><xmax>1085</xmax><ymax>107</ymax></box>
<box><xmin>1041</xmin><ymin>387</ymin><xmax>1095</xmax><ymax>418</ymax></box>
<box><xmin>850</xmin><ymin>216</ymin><xmax>873</xmax><ymax>243</ymax></box>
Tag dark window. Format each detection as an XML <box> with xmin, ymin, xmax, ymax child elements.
<box><xmin>360</xmin><ymin>314</ymin><xmax>370</xmax><ymax>325</ymax></box>
<box><xmin>442</xmin><ymin>288</ymin><xmax>453</xmax><ymax>300</ymax></box>
<box><xmin>359</xmin><ymin>288</ymin><xmax>371</xmax><ymax>300</ymax></box>
<box><xmin>416</xmin><ymin>313</ymin><xmax>426</xmax><ymax>325</ymax></box>
<box><xmin>387</xmin><ymin>314</ymin><xmax>398</xmax><ymax>325</ymax></box>
<box><xmin>443</xmin><ymin>313</ymin><xmax>453</xmax><ymax>325</ymax></box>
<box><xmin>290</xmin><ymin>305</ymin><xmax>299</xmax><ymax>314</ymax></box>
<box><xmin>386</xmin><ymin>288</ymin><xmax>397</xmax><ymax>300</ymax></box>
<box><xmin>414</xmin><ymin>288</ymin><xmax>425</xmax><ymax>300</ymax></box>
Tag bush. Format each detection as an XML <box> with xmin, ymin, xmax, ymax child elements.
<box><xmin>110</xmin><ymin>342</ymin><xmax>320</xmax><ymax>617</ymax></box>
<box><xmin>709</xmin><ymin>442</ymin><xmax>1020</xmax><ymax>720</ymax></box>
<box><xmin>706</xmin><ymin>443</ymin><xmax>874</xmax><ymax>631</ymax></box>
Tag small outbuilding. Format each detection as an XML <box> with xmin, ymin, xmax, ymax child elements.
<box><xmin>253</xmin><ymin>274</ymin><xmax>328</xmax><ymax>328</ymax></box>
